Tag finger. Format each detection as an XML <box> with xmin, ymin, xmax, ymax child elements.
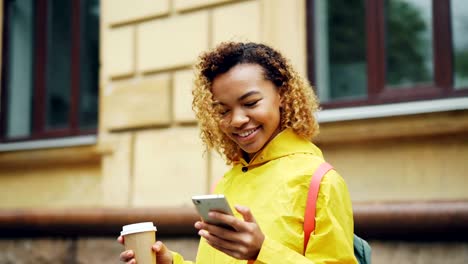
<box><xmin>199</xmin><ymin>229</ymin><xmax>241</xmax><ymax>252</ymax></box>
<box><xmin>194</xmin><ymin>221</ymin><xmax>203</xmax><ymax>230</ymax></box>
<box><xmin>196</xmin><ymin>220</ymin><xmax>231</xmax><ymax>232</ymax></box>
<box><xmin>206</xmin><ymin>239</ymin><xmax>244</xmax><ymax>260</ymax></box>
<box><xmin>117</xmin><ymin>236</ymin><xmax>125</xmax><ymax>244</ymax></box>
<box><xmin>199</xmin><ymin>222</ymin><xmax>238</xmax><ymax>242</ymax></box>
<box><xmin>196</xmin><ymin>220</ymin><xmax>235</xmax><ymax>233</ymax></box>
<box><xmin>119</xmin><ymin>250</ymin><xmax>134</xmax><ymax>262</ymax></box>
<box><xmin>208</xmin><ymin>211</ymin><xmax>242</xmax><ymax>230</ymax></box>
<box><xmin>235</xmin><ymin>205</ymin><xmax>256</xmax><ymax>223</ymax></box>
<box><xmin>152</xmin><ymin>241</ymin><xmax>166</xmax><ymax>253</ymax></box>
<box><xmin>152</xmin><ymin>240</ymin><xmax>174</xmax><ymax>263</ymax></box>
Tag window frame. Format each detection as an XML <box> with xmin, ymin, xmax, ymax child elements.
<box><xmin>306</xmin><ymin>0</ymin><xmax>468</xmax><ymax>109</ymax></box>
<box><xmin>0</xmin><ymin>0</ymin><xmax>97</xmax><ymax>143</ymax></box>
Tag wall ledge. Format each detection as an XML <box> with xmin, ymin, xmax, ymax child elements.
<box><xmin>0</xmin><ymin>135</ymin><xmax>97</xmax><ymax>152</ymax></box>
<box><xmin>317</xmin><ymin>97</ymin><xmax>468</xmax><ymax>123</ymax></box>
<box><xmin>1</xmin><ymin>200</ymin><xmax>467</xmax><ymax>240</ymax></box>
<box><xmin>0</xmin><ymin>144</ymin><xmax>106</xmax><ymax>169</ymax></box>
<box><xmin>315</xmin><ymin>109</ymin><xmax>468</xmax><ymax>144</ymax></box>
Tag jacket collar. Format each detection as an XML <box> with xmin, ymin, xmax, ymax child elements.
<box><xmin>239</xmin><ymin>128</ymin><xmax>322</xmax><ymax>166</ymax></box>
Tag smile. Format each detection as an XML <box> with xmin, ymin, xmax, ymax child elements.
<box><xmin>235</xmin><ymin>127</ymin><xmax>259</xmax><ymax>138</ymax></box>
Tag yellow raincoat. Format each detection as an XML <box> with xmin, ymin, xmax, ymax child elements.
<box><xmin>172</xmin><ymin>129</ymin><xmax>357</xmax><ymax>263</ymax></box>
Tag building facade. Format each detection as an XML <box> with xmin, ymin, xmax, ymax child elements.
<box><xmin>1</xmin><ymin>0</ymin><xmax>468</xmax><ymax>263</ymax></box>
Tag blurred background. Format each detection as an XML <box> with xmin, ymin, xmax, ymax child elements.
<box><xmin>0</xmin><ymin>0</ymin><xmax>467</xmax><ymax>263</ymax></box>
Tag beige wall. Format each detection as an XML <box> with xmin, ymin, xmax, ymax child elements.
<box><xmin>98</xmin><ymin>0</ymin><xmax>306</xmax><ymax>208</ymax></box>
<box><xmin>97</xmin><ymin>0</ymin><xmax>468</xmax><ymax>209</ymax></box>
<box><xmin>0</xmin><ymin>146</ymin><xmax>102</xmax><ymax>208</ymax></box>
<box><xmin>0</xmin><ymin>0</ymin><xmax>467</xmax><ymax>209</ymax></box>
<box><xmin>0</xmin><ymin>0</ymin><xmax>467</xmax><ymax>262</ymax></box>
<box><xmin>317</xmin><ymin>111</ymin><xmax>468</xmax><ymax>202</ymax></box>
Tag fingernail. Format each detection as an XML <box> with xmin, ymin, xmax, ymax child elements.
<box><xmin>198</xmin><ymin>230</ymin><xmax>206</xmax><ymax>236</ymax></box>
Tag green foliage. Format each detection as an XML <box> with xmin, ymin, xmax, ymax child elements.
<box><xmin>455</xmin><ymin>49</ymin><xmax>468</xmax><ymax>77</ymax></box>
<box><xmin>385</xmin><ymin>0</ymin><xmax>431</xmax><ymax>85</ymax></box>
<box><xmin>327</xmin><ymin>0</ymin><xmax>431</xmax><ymax>87</ymax></box>
<box><xmin>328</xmin><ymin>0</ymin><xmax>366</xmax><ymax>63</ymax></box>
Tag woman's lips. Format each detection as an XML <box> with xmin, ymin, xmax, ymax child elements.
<box><xmin>233</xmin><ymin>126</ymin><xmax>260</xmax><ymax>142</ymax></box>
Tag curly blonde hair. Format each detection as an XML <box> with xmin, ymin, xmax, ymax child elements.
<box><xmin>192</xmin><ymin>42</ymin><xmax>320</xmax><ymax>164</ymax></box>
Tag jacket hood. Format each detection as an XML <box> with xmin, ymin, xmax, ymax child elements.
<box><xmin>239</xmin><ymin>128</ymin><xmax>323</xmax><ymax>167</ymax></box>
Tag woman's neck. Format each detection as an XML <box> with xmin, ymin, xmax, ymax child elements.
<box><xmin>242</xmin><ymin>151</ymin><xmax>251</xmax><ymax>163</ymax></box>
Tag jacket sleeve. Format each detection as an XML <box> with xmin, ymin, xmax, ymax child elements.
<box><xmin>255</xmin><ymin>170</ymin><xmax>357</xmax><ymax>264</ymax></box>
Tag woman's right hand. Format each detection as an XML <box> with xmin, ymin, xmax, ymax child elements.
<box><xmin>117</xmin><ymin>236</ymin><xmax>174</xmax><ymax>264</ymax></box>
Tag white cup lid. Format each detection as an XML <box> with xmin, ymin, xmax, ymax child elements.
<box><xmin>121</xmin><ymin>222</ymin><xmax>157</xmax><ymax>236</ymax></box>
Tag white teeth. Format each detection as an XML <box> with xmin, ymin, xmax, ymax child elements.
<box><xmin>238</xmin><ymin>128</ymin><xmax>257</xmax><ymax>137</ymax></box>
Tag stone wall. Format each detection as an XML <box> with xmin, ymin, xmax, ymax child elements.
<box><xmin>0</xmin><ymin>237</ymin><xmax>197</xmax><ymax>264</ymax></box>
<box><xmin>1</xmin><ymin>239</ymin><xmax>467</xmax><ymax>264</ymax></box>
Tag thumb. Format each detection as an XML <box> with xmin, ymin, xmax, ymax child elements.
<box><xmin>235</xmin><ymin>205</ymin><xmax>256</xmax><ymax>223</ymax></box>
<box><xmin>152</xmin><ymin>241</ymin><xmax>173</xmax><ymax>263</ymax></box>
<box><xmin>152</xmin><ymin>241</ymin><xmax>168</xmax><ymax>253</ymax></box>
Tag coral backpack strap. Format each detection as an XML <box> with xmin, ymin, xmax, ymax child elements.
<box><xmin>303</xmin><ymin>162</ymin><xmax>334</xmax><ymax>254</ymax></box>
<box><xmin>210</xmin><ymin>177</ymin><xmax>222</xmax><ymax>194</ymax></box>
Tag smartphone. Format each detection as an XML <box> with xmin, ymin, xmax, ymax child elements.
<box><xmin>192</xmin><ymin>194</ymin><xmax>235</xmax><ymax>229</ymax></box>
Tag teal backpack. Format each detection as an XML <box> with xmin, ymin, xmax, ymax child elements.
<box><xmin>353</xmin><ymin>235</ymin><xmax>372</xmax><ymax>264</ymax></box>
<box><xmin>304</xmin><ymin>162</ymin><xmax>372</xmax><ymax>264</ymax></box>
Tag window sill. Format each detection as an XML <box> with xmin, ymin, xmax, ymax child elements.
<box><xmin>0</xmin><ymin>136</ymin><xmax>109</xmax><ymax>168</ymax></box>
<box><xmin>0</xmin><ymin>135</ymin><xmax>97</xmax><ymax>152</ymax></box>
<box><xmin>317</xmin><ymin>97</ymin><xmax>468</xmax><ymax>123</ymax></box>
<box><xmin>315</xmin><ymin>98</ymin><xmax>468</xmax><ymax>144</ymax></box>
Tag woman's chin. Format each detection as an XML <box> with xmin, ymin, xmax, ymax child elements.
<box><xmin>241</xmin><ymin>145</ymin><xmax>261</xmax><ymax>157</ymax></box>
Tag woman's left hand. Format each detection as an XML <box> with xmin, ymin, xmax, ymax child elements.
<box><xmin>194</xmin><ymin>205</ymin><xmax>265</xmax><ymax>260</ymax></box>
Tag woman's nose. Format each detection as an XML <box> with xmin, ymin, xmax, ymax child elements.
<box><xmin>230</xmin><ymin>108</ymin><xmax>249</xmax><ymax>127</ymax></box>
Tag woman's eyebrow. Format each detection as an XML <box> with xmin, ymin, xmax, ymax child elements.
<box><xmin>238</xmin><ymin>91</ymin><xmax>260</xmax><ymax>101</ymax></box>
<box><xmin>212</xmin><ymin>101</ymin><xmax>224</xmax><ymax>107</ymax></box>
<box><xmin>212</xmin><ymin>91</ymin><xmax>261</xmax><ymax>107</ymax></box>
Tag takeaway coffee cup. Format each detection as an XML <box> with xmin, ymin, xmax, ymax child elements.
<box><xmin>121</xmin><ymin>222</ymin><xmax>157</xmax><ymax>264</ymax></box>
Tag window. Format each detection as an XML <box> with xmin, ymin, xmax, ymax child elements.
<box><xmin>1</xmin><ymin>0</ymin><xmax>99</xmax><ymax>142</ymax></box>
<box><xmin>452</xmin><ymin>0</ymin><xmax>468</xmax><ymax>89</ymax></box>
<box><xmin>307</xmin><ymin>0</ymin><xmax>468</xmax><ymax>108</ymax></box>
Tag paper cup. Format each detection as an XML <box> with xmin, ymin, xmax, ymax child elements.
<box><xmin>121</xmin><ymin>222</ymin><xmax>157</xmax><ymax>264</ymax></box>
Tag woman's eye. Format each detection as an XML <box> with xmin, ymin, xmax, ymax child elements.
<box><xmin>220</xmin><ymin>109</ymin><xmax>230</xmax><ymax>115</ymax></box>
<box><xmin>245</xmin><ymin>100</ymin><xmax>259</xmax><ymax>107</ymax></box>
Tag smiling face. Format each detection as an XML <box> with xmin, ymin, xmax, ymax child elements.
<box><xmin>211</xmin><ymin>63</ymin><xmax>282</xmax><ymax>159</ymax></box>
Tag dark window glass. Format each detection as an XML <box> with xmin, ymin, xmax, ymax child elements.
<box><xmin>451</xmin><ymin>0</ymin><xmax>468</xmax><ymax>89</ymax></box>
<box><xmin>1</xmin><ymin>0</ymin><xmax>99</xmax><ymax>142</ymax></box>
<box><xmin>307</xmin><ymin>0</ymin><xmax>468</xmax><ymax>108</ymax></box>
<box><xmin>45</xmin><ymin>0</ymin><xmax>72</xmax><ymax>129</ymax></box>
<box><xmin>5</xmin><ymin>0</ymin><xmax>35</xmax><ymax>139</ymax></box>
<box><xmin>79</xmin><ymin>0</ymin><xmax>100</xmax><ymax>129</ymax></box>
<box><xmin>314</xmin><ymin>0</ymin><xmax>367</xmax><ymax>102</ymax></box>
<box><xmin>385</xmin><ymin>0</ymin><xmax>433</xmax><ymax>87</ymax></box>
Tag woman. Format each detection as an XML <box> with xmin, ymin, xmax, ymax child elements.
<box><xmin>119</xmin><ymin>42</ymin><xmax>357</xmax><ymax>264</ymax></box>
